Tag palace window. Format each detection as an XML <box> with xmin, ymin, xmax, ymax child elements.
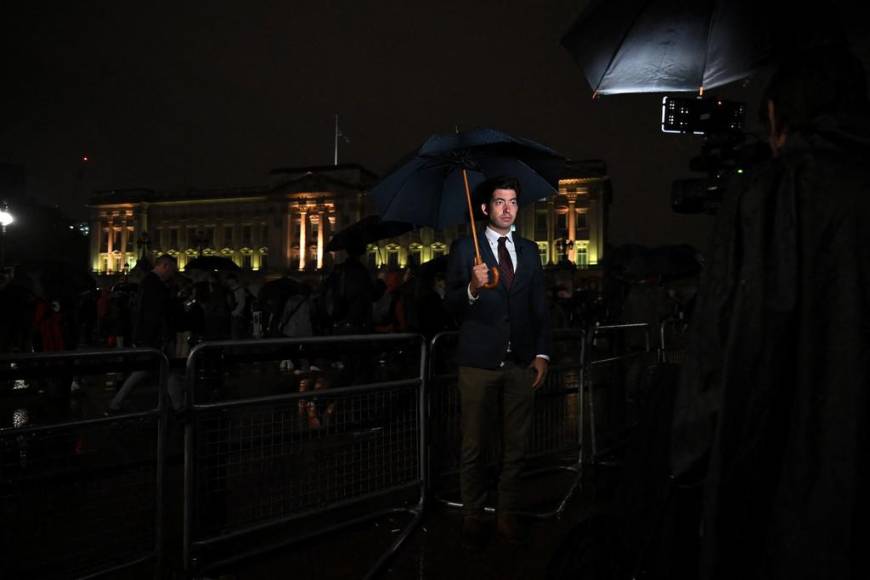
<box><xmin>535</xmin><ymin>209</ymin><xmax>548</xmax><ymax>240</ymax></box>
<box><xmin>576</xmin><ymin>210</ymin><xmax>588</xmax><ymax>231</ymax></box>
<box><xmin>576</xmin><ymin>243</ymin><xmax>588</xmax><ymax>268</ymax></box>
<box><xmin>242</xmin><ymin>225</ymin><xmax>252</xmax><ymax>247</ymax></box>
<box><xmin>223</xmin><ymin>225</ymin><xmax>233</xmax><ymax>246</ymax></box>
<box><xmin>186</xmin><ymin>226</ymin><xmax>197</xmax><ymax>248</ymax></box>
<box><xmin>431</xmin><ymin>242</ymin><xmax>447</xmax><ymax>258</ymax></box>
<box><xmin>385</xmin><ymin>243</ymin><xmax>400</xmax><ymax>268</ymax></box>
<box><xmin>170</xmin><ymin>228</ymin><xmax>179</xmax><ymax>249</ymax></box>
<box><xmin>408</xmin><ymin>243</ymin><xmax>423</xmax><ymax>268</ymax></box>
<box><xmin>367</xmin><ymin>244</ymin><xmax>379</xmax><ymax>269</ymax></box>
<box><xmin>537</xmin><ymin>242</ymin><xmax>549</xmax><ymax>266</ymax></box>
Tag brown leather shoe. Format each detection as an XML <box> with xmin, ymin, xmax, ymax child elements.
<box><xmin>461</xmin><ymin>515</ymin><xmax>487</xmax><ymax>551</ymax></box>
<box><xmin>497</xmin><ymin>513</ymin><xmax>530</xmax><ymax>545</ymax></box>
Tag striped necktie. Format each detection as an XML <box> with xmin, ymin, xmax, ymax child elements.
<box><xmin>497</xmin><ymin>236</ymin><xmax>514</xmax><ymax>289</ymax></box>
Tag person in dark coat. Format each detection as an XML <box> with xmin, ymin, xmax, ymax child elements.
<box><xmin>109</xmin><ymin>254</ymin><xmax>177</xmax><ymax>412</ymax></box>
<box><xmin>324</xmin><ymin>241</ymin><xmax>373</xmax><ymax>334</ymax></box>
<box><xmin>670</xmin><ymin>44</ymin><xmax>870</xmax><ymax>579</ymax></box>
<box><xmin>445</xmin><ymin>176</ymin><xmax>552</xmax><ymax>548</ymax></box>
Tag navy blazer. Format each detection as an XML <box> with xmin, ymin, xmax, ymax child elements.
<box><xmin>445</xmin><ymin>230</ymin><xmax>552</xmax><ymax>369</ymax></box>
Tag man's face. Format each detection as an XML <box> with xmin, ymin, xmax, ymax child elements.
<box><xmin>156</xmin><ymin>261</ymin><xmax>177</xmax><ymax>282</ymax></box>
<box><xmin>482</xmin><ymin>188</ymin><xmax>518</xmax><ymax>230</ymax></box>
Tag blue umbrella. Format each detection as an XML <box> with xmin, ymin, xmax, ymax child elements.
<box><xmin>369</xmin><ymin>128</ymin><xmax>564</xmax><ymax>289</ymax></box>
<box><xmin>371</xmin><ymin>128</ymin><xmax>563</xmax><ymax>229</ymax></box>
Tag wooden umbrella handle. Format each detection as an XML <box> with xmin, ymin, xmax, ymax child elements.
<box><xmin>463</xmin><ymin>168</ymin><xmax>499</xmax><ymax>290</ymax></box>
<box><xmin>474</xmin><ymin>255</ymin><xmax>500</xmax><ymax>289</ymax></box>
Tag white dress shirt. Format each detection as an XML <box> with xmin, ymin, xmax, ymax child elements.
<box><xmin>467</xmin><ymin>227</ymin><xmax>515</xmax><ymax>302</ymax></box>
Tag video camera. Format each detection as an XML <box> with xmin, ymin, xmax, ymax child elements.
<box><xmin>662</xmin><ymin>96</ymin><xmax>769</xmax><ymax>214</ymax></box>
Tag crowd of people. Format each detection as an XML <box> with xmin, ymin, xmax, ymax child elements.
<box><xmin>0</xmin><ymin>248</ymin><xmax>630</xmax><ymax>361</ymax></box>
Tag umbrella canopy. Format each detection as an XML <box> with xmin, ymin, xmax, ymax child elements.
<box><xmin>11</xmin><ymin>260</ymin><xmax>96</xmax><ymax>300</ymax></box>
<box><xmin>561</xmin><ymin>0</ymin><xmax>772</xmax><ymax>95</ymax></box>
<box><xmin>326</xmin><ymin>215</ymin><xmax>414</xmax><ymax>253</ymax></box>
<box><xmin>257</xmin><ymin>277</ymin><xmax>308</xmax><ymax>321</ymax></box>
<box><xmin>369</xmin><ymin>128</ymin><xmax>564</xmax><ymax>229</ymax></box>
<box><xmin>416</xmin><ymin>254</ymin><xmax>449</xmax><ymax>279</ymax></box>
<box><xmin>184</xmin><ymin>255</ymin><xmax>241</xmax><ymax>272</ymax></box>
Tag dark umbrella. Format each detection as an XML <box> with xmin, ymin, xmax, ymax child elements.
<box><xmin>417</xmin><ymin>254</ymin><xmax>449</xmax><ymax>278</ymax></box>
<box><xmin>11</xmin><ymin>260</ymin><xmax>96</xmax><ymax>299</ymax></box>
<box><xmin>561</xmin><ymin>0</ymin><xmax>774</xmax><ymax>95</ymax></box>
<box><xmin>326</xmin><ymin>215</ymin><xmax>414</xmax><ymax>253</ymax></box>
<box><xmin>258</xmin><ymin>277</ymin><xmax>306</xmax><ymax>305</ymax></box>
<box><xmin>369</xmin><ymin>127</ymin><xmax>564</xmax><ymax>289</ymax></box>
<box><xmin>184</xmin><ymin>255</ymin><xmax>241</xmax><ymax>272</ymax></box>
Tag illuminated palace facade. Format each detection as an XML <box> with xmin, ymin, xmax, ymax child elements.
<box><xmin>88</xmin><ymin>162</ymin><xmax>609</xmax><ymax>276</ymax></box>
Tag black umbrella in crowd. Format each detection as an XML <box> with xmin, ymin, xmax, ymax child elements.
<box><xmin>369</xmin><ymin>127</ymin><xmax>564</xmax><ymax>290</ymax></box>
<box><xmin>326</xmin><ymin>215</ymin><xmax>414</xmax><ymax>253</ymax></box>
<box><xmin>184</xmin><ymin>255</ymin><xmax>241</xmax><ymax>272</ymax></box>
<box><xmin>11</xmin><ymin>260</ymin><xmax>96</xmax><ymax>299</ymax></box>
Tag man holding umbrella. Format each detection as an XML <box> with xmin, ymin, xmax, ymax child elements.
<box><xmin>445</xmin><ymin>176</ymin><xmax>552</xmax><ymax>549</ymax></box>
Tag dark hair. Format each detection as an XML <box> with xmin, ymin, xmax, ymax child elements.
<box><xmin>477</xmin><ymin>176</ymin><xmax>522</xmax><ymax>206</ymax></box>
<box><xmin>760</xmin><ymin>43</ymin><xmax>869</xmax><ymax>134</ymax></box>
<box><xmin>154</xmin><ymin>254</ymin><xmax>177</xmax><ymax>267</ymax></box>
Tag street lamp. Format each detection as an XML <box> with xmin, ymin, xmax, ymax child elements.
<box><xmin>0</xmin><ymin>201</ymin><xmax>14</xmax><ymax>268</ymax></box>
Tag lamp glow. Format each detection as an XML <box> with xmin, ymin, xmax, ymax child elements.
<box><xmin>0</xmin><ymin>208</ymin><xmax>13</xmax><ymax>227</ymax></box>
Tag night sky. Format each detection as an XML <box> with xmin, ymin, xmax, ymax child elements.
<box><xmin>2</xmin><ymin>1</ymin><xmax>867</xmax><ymax>249</ymax></box>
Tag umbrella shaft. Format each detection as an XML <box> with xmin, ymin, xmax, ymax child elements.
<box><xmin>461</xmin><ymin>168</ymin><xmax>482</xmax><ymax>260</ymax></box>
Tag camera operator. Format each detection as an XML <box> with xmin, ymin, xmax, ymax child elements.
<box><xmin>670</xmin><ymin>43</ymin><xmax>870</xmax><ymax>579</ymax></box>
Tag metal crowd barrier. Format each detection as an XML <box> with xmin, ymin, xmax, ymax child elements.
<box><xmin>427</xmin><ymin>329</ymin><xmax>586</xmax><ymax>519</ymax></box>
<box><xmin>182</xmin><ymin>334</ymin><xmax>426</xmax><ymax>578</ymax></box>
<box><xmin>582</xmin><ymin>322</ymin><xmax>652</xmax><ymax>465</ymax></box>
<box><xmin>0</xmin><ymin>348</ymin><xmax>168</xmax><ymax>580</ymax></box>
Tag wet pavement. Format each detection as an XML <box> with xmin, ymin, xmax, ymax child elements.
<box><xmin>210</xmin><ymin>467</ymin><xmax>620</xmax><ymax>580</ymax></box>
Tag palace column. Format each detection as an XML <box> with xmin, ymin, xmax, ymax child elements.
<box><xmin>298</xmin><ymin>209</ymin><xmax>307</xmax><ymax>271</ymax></box>
<box><xmin>284</xmin><ymin>206</ymin><xmax>294</xmax><ymax>271</ymax></box>
<box><xmin>120</xmin><ymin>220</ymin><xmax>129</xmax><ymax>269</ymax></box>
<box><xmin>316</xmin><ymin>210</ymin><xmax>325</xmax><ymax>269</ymax></box>
<box><xmin>326</xmin><ymin>213</ymin><xmax>336</xmax><ymax>269</ymax></box>
<box><xmin>566</xmin><ymin>194</ymin><xmax>577</xmax><ymax>263</ymax></box>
